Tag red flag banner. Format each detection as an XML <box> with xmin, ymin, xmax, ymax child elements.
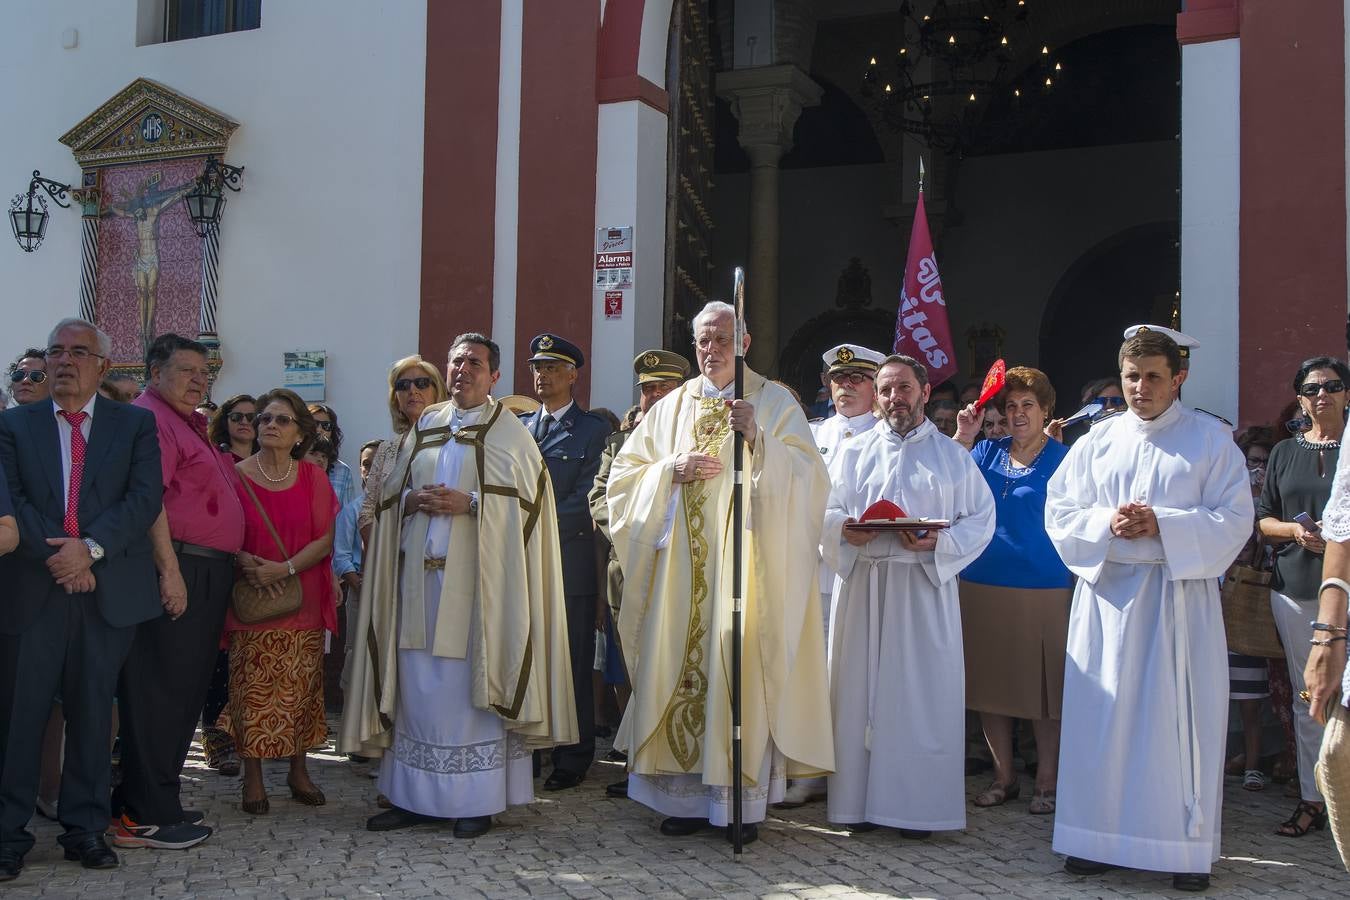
<box><xmin>893</xmin><ymin>190</ymin><xmax>958</xmax><ymax>387</ymax></box>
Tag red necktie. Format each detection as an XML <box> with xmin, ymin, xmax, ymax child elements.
<box><xmin>60</xmin><ymin>411</ymin><xmax>88</xmax><ymax>538</ymax></box>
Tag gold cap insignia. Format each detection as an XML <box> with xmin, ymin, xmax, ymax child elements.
<box><xmin>538</xmin><ymin>335</ymin><xmax>554</xmax><ymax>349</ymax></box>
<box><xmin>643</xmin><ymin>352</ymin><xmax>659</xmax><ymax>368</ymax></box>
<box><xmin>837</xmin><ymin>347</ymin><xmax>855</xmax><ymax>364</ymax></box>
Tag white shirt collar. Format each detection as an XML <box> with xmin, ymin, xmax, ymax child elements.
<box><xmin>52</xmin><ymin>394</ymin><xmax>97</xmax><ymax>422</ymax></box>
<box><xmin>839</xmin><ymin>409</ymin><xmax>877</xmax><ymax>431</ymax></box>
<box><xmin>882</xmin><ymin>416</ymin><xmax>935</xmax><ymax>444</ymax></box>
<box><xmin>541</xmin><ymin>400</ymin><xmax>574</xmax><ymax>420</ymax></box>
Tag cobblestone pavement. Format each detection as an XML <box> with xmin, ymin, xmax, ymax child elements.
<box><xmin>9</xmin><ymin>735</ymin><xmax>1347</xmax><ymax>899</ymax></box>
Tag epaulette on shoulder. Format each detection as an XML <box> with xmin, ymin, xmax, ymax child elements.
<box><xmin>1194</xmin><ymin>407</ymin><xmax>1234</xmax><ymax>428</ymax></box>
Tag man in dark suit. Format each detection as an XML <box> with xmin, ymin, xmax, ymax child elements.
<box><xmin>520</xmin><ymin>333</ymin><xmax>609</xmax><ymax>790</ymax></box>
<box><xmin>0</xmin><ymin>318</ymin><xmax>164</xmax><ymax>881</ymax></box>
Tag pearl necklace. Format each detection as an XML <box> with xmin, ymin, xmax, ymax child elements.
<box><xmin>256</xmin><ymin>455</ymin><xmax>295</xmax><ymax>484</ymax></box>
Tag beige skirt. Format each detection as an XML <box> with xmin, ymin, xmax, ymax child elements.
<box><xmin>958</xmin><ymin>580</ymin><xmax>1071</xmax><ymax>720</ymax></box>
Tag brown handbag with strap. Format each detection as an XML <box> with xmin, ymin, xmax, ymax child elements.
<box><xmin>1221</xmin><ymin>532</ymin><xmax>1283</xmax><ymax>659</ymax></box>
<box><xmin>231</xmin><ymin>472</ymin><xmax>304</xmax><ymax>624</ymax></box>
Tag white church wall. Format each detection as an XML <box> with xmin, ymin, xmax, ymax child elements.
<box><xmin>0</xmin><ymin>0</ymin><xmax>427</xmax><ymax>464</ymax></box>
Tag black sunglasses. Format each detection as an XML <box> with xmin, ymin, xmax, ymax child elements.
<box><xmin>1095</xmin><ymin>395</ymin><xmax>1127</xmax><ymax>409</ymax></box>
<box><xmin>394</xmin><ymin>377</ymin><xmax>434</xmax><ymax>392</ymax></box>
<box><xmin>1297</xmin><ymin>379</ymin><xmax>1346</xmax><ymax>397</ymax></box>
<box><xmin>256</xmin><ymin>413</ymin><xmax>296</xmax><ymax>427</ymax></box>
<box><xmin>227</xmin><ymin>411</ymin><xmax>256</xmax><ymax>424</ymax></box>
<box><xmin>315</xmin><ymin>420</ymin><xmax>334</xmax><ymax>431</ymax></box>
<box><xmin>10</xmin><ymin>370</ymin><xmax>46</xmax><ymax>384</ymax></box>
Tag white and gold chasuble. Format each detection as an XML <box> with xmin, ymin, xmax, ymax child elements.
<box><xmin>607</xmin><ymin>369</ymin><xmax>835</xmax><ymax>809</ymax></box>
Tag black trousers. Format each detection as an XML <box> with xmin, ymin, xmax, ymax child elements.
<box><xmin>113</xmin><ymin>553</ymin><xmax>233</xmax><ymax>825</ymax></box>
<box><xmin>0</xmin><ymin>593</ymin><xmax>135</xmax><ymax>855</ymax></box>
<box><xmin>550</xmin><ymin>592</ymin><xmax>596</xmax><ymax>776</ymax></box>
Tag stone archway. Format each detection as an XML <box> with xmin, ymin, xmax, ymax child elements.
<box><xmin>1038</xmin><ymin>221</ymin><xmax>1178</xmax><ymax>416</ymax></box>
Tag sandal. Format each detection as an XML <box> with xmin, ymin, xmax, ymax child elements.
<box><xmin>241</xmin><ymin>784</ymin><xmax>269</xmax><ymax>815</ymax></box>
<box><xmin>973</xmin><ymin>781</ymin><xmax>1020</xmax><ymax>807</ymax></box>
<box><xmin>1243</xmin><ymin>769</ymin><xmax>1268</xmax><ymax>792</ymax></box>
<box><xmin>1275</xmin><ymin>800</ymin><xmax>1327</xmax><ymax>837</ymax></box>
<box><xmin>1028</xmin><ymin>788</ymin><xmax>1056</xmax><ymax>815</ymax></box>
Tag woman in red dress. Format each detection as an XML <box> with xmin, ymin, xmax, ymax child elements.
<box><xmin>222</xmin><ymin>388</ymin><xmax>338</xmax><ymax>814</ymax></box>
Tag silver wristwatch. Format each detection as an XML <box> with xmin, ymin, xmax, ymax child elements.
<box><xmin>82</xmin><ymin>538</ymin><xmax>105</xmax><ymax>562</ymax></box>
<box><xmin>469</xmin><ymin>492</ymin><xmax>480</xmax><ymax>518</ymax></box>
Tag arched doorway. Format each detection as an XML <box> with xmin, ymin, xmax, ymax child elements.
<box><xmin>1038</xmin><ymin>222</ymin><xmax>1179</xmax><ymax>415</ymax></box>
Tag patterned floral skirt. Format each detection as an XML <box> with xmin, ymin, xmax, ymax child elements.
<box><xmin>222</xmin><ymin>629</ymin><xmax>327</xmax><ymax>759</ymax></box>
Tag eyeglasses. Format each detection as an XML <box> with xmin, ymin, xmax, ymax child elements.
<box><xmin>45</xmin><ymin>346</ymin><xmax>105</xmax><ymax>361</ymax></box>
<box><xmin>9</xmin><ymin>370</ymin><xmax>46</xmax><ymax>384</ymax></box>
<box><xmin>1297</xmin><ymin>379</ymin><xmax>1346</xmax><ymax>397</ymax></box>
<box><xmin>1095</xmin><ymin>395</ymin><xmax>1127</xmax><ymax>409</ymax></box>
<box><xmin>315</xmin><ymin>420</ymin><xmax>334</xmax><ymax>431</ymax></box>
<box><xmin>394</xmin><ymin>377</ymin><xmax>434</xmax><ymax>392</ymax></box>
<box><xmin>829</xmin><ymin>371</ymin><xmax>874</xmax><ymax>387</ymax></box>
<box><xmin>227</xmin><ymin>411</ymin><xmax>256</xmax><ymax>424</ymax></box>
<box><xmin>256</xmin><ymin>413</ymin><xmax>296</xmax><ymax>427</ymax></box>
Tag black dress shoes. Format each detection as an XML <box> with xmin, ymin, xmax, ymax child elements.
<box><xmin>897</xmin><ymin>829</ymin><xmax>931</xmax><ymax>841</ymax></box>
<box><xmin>1063</xmin><ymin>856</ymin><xmax>1119</xmax><ymax>876</ymax></box>
<box><xmin>841</xmin><ymin>821</ymin><xmax>878</xmax><ymax>833</ymax></box>
<box><xmin>62</xmin><ymin>834</ymin><xmax>118</xmax><ymax>870</ymax></box>
<box><xmin>659</xmin><ymin>816</ymin><xmax>710</xmax><ymax>836</ymax></box>
<box><xmin>366</xmin><ymin>807</ymin><xmax>446</xmax><ymax>832</ymax></box>
<box><xmin>543</xmin><ymin>769</ymin><xmax>585</xmax><ymax>791</ymax></box>
<box><xmin>0</xmin><ymin>849</ymin><xmax>23</xmax><ymax>881</ymax></box>
<box><xmin>1173</xmin><ymin>873</ymin><xmax>1211</xmax><ymax>892</ymax></box>
<box><xmin>453</xmin><ymin>816</ymin><xmax>492</xmax><ymax>839</ymax></box>
<box><xmin>605</xmin><ymin>779</ymin><xmax>628</xmax><ymax>798</ymax></box>
<box><xmin>724</xmin><ymin>823</ymin><xmax>759</xmax><ymax>845</ymax></box>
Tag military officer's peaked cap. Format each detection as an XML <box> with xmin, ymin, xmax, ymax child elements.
<box><xmin>822</xmin><ymin>343</ymin><xmax>886</xmax><ymax>374</ymax></box>
<box><xmin>527</xmin><ymin>333</ymin><xmax>584</xmax><ymax>368</ymax></box>
<box><xmin>633</xmin><ymin>349</ymin><xmax>690</xmax><ymax>385</ymax></box>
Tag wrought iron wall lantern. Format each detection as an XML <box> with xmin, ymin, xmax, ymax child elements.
<box><xmin>9</xmin><ymin>171</ymin><xmax>95</xmax><ymax>253</ymax></box>
<box><xmin>184</xmin><ymin>155</ymin><xmax>244</xmax><ymax>238</ymax></box>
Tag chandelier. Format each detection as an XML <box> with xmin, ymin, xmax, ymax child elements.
<box><xmin>860</xmin><ymin>0</ymin><xmax>1064</xmax><ymax>154</ymax></box>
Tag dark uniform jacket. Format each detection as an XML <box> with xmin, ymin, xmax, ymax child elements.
<box><xmin>520</xmin><ymin>403</ymin><xmax>609</xmax><ymax>595</ymax></box>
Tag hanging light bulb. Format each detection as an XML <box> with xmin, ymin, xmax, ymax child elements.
<box><xmin>884</xmin><ymin>84</ymin><xmax>893</xmax><ymax>93</ymax></box>
<box><xmin>968</xmin><ymin>93</ymin><xmax>977</xmax><ymax>102</ymax></box>
<box><xmin>948</xmin><ymin>35</ymin><xmax>956</xmax><ymax>45</ymax></box>
<box><xmin>1054</xmin><ymin>62</ymin><xmax>1063</xmax><ymax>72</ymax></box>
<box><xmin>869</xmin><ymin>57</ymin><xmax>878</xmax><ymax>66</ymax></box>
<box><xmin>1013</xmin><ymin>88</ymin><xmax>1021</xmax><ymax>97</ymax></box>
<box><xmin>1041</xmin><ymin>45</ymin><xmax>1049</xmax><ymax>55</ymax></box>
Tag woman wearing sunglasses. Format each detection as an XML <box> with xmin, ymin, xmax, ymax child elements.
<box><xmin>357</xmin><ymin>356</ymin><xmax>448</xmax><ymax>546</ymax></box>
<box><xmin>6</xmin><ymin>349</ymin><xmax>49</xmax><ymax>406</ymax></box>
<box><xmin>221</xmin><ymin>389</ymin><xmax>339</xmax><ymax>814</ymax></box>
<box><xmin>207</xmin><ymin>394</ymin><xmax>259</xmax><ymax>462</ymax></box>
<box><xmin>307</xmin><ymin>403</ymin><xmax>358</xmax><ymax>509</ymax></box>
<box><xmin>1259</xmin><ymin>355</ymin><xmax>1350</xmax><ymax>837</ymax></box>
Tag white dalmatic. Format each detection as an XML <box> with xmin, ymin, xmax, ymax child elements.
<box><xmin>1045</xmin><ymin>401</ymin><xmax>1251</xmax><ymax>874</ymax></box>
<box><xmin>821</xmin><ymin>418</ymin><xmax>995</xmax><ymax>830</ymax></box>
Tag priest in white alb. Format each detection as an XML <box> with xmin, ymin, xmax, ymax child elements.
<box><xmin>606</xmin><ymin>301</ymin><xmax>834</xmax><ymax>844</ymax></box>
<box><xmin>821</xmin><ymin>354</ymin><xmax>995</xmax><ymax>837</ymax></box>
<box><xmin>1045</xmin><ymin>329</ymin><xmax>1251</xmax><ymax>893</ymax></box>
<box><xmin>340</xmin><ymin>332</ymin><xmax>577</xmax><ymax>840</ymax></box>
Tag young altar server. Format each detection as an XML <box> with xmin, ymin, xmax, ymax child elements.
<box><xmin>1045</xmin><ymin>328</ymin><xmax>1251</xmax><ymax>892</ymax></box>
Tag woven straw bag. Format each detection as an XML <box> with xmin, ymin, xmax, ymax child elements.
<box><xmin>1221</xmin><ymin>535</ymin><xmax>1283</xmax><ymax>659</ymax></box>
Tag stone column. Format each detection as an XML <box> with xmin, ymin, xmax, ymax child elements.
<box><xmin>717</xmin><ymin>65</ymin><xmax>821</xmax><ymax>374</ymax></box>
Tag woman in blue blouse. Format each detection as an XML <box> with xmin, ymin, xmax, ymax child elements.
<box><xmin>954</xmin><ymin>366</ymin><xmax>1073</xmax><ymax>815</ymax></box>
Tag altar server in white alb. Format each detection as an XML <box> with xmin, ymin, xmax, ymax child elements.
<box><xmin>821</xmin><ymin>354</ymin><xmax>995</xmax><ymax>837</ymax></box>
<box><xmin>778</xmin><ymin>343</ymin><xmax>885</xmax><ymax>810</ymax></box>
<box><xmin>1046</xmin><ymin>328</ymin><xmax>1251</xmax><ymax>893</ymax></box>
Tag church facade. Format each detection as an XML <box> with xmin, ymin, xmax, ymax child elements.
<box><xmin>1</xmin><ymin>1</ymin><xmax>1346</xmax><ymax>456</ymax></box>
